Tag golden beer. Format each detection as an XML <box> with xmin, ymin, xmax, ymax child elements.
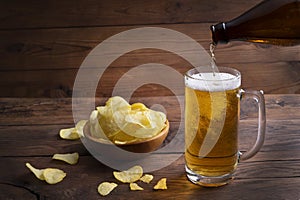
<box><xmin>184</xmin><ymin>68</ymin><xmax>241</xmax><ymax>186</ymax></box>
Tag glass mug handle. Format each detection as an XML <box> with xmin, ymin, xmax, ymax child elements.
<box><xmin>239</xmin><ymin>89</ymin><xmax>266</xmax><ymax>161</ymax></box>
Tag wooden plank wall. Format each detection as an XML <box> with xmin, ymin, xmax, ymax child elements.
<box><xmin>0</xmin><ymin>0</ymin><xmax>299</xmax><ymax>97</ymax></box>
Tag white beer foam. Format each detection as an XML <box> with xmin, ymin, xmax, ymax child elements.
<box><xmin>185</xmin><ymin>72</ymin><xmax>241</xmax><ymax>92</ymax></box>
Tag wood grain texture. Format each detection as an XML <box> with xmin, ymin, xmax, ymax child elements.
<box><xmin>1</xmin><ymin>120</ymin><xmax>299</xmax><ymax>157</ymax></box>
<box><xmin>0</xmin><ymin>61</ymin><xmax>299</xmax><ymax>97</ymax></box>
<box><xmin>0</xmin><ymin>95</ymin><xmax>299</xmax><ymax>199</ymax></box>
<box><xmin>0</xmin><ymin>0</ymin><xmax>299</xmax><ymax>97</ymax></box>
<box><xmin>0</xmin><ymin>0</ymin><xmax>261</xmax><ymax>29</ymax></box>
<box><xmin>0</xmin><ymin>25</ymin><xmax>298</xmax><ymax>71</ymax></box>
<box><xmin>0</xmin><ymin>157</ymin><xmax>299</xmax><ymax>200</ymax></box>
<box><xmin>1</xmin><ymin>95</ymin><xmax>300</xmax><ymax>125</ymax></box>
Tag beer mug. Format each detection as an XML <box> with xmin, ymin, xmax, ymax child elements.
<box><xmin>184</xmin><ymin>67</ymin><xmax>266</xmax><ymax>187</ymax></box>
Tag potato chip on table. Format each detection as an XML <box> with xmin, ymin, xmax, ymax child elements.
<box><xmin>52</xmin><ymin>152</ymin><xmax>79</xmax><ymax>165</ymax></box>
<box><xmin>154</xmin><ymin>178</ymin><xmax>167</xmax><ymax>190</ymax></box>
<box><xmin>130</xmin><ymin>183</ymin><xmax>144</xmax><ymax>191</ymax></box>
<box><xmin>25</xmin><ymin>163</ymin><xmax>45</xmax><ymax>181</ymax></box>
<box><xmin>25</xmin><ymin>163</ymin><xmax>66</xmax><ymax>184</ymax></box>
<box><xmin>140</xmin><ymin>174</ymin><xmax>154</xmax><ymax>184</ymax></box>
<box><xmin>59</xmin><ymin>128</ymin><xmax>80</xmax><ymax>140</ymax></box>
<box><xmin>113</xmin><ymin>165</ymin><xmax>143</xmax><ymax>183</ymax></box>
<box><xmin>59</xmin><ymin>120</ymin><xmax>87</xmax><ymax>139</ymax></box>
<box><xmin>98</xmin><ymin>182</ymin><xmax>118</xmax><ymax>196</ymax></box>
<box><xmin>43</xmin><ymin>168</ymin><xmax>67</xmax><ymax>184</ymax></box>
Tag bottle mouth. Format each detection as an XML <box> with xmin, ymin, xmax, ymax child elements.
<box><xmin>210</xmin><ymin>23</ymin><xmax>229</xmax><ymax>45</ymax></box>
<box><xmin>210</xmin><ymin>25</ymin><xmax>217</xmax><ymax>45</ymax></box>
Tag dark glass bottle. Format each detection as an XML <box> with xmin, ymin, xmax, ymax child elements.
<box><xmin>210</xmin><ymin>0</ymin><xmax>300</xmax><ymax>46</ymax></box>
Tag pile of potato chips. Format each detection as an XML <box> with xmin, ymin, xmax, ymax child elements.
<box><xmin>58</xmin><ymin>96</ymin><xmax>167</xmax><ymax>144</ymax></box>
<box><xmin>90</xmin><ymin>96</ymin><xmax>167</xmax><ymax>144</ymax></box>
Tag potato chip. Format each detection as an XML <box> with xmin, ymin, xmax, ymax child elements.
<box><xmin>25</xmin><ymin>163</ymin><xmax>66</xmax><ymax>184</ymax></box>
<box><xmin>52</xmin><ymin>152</ymin><xmax>79</xmax><ymax>165</ymax></box>
<box><xmin>75</xmin><ymin>120</ymin><xmax>87</xmax><ymax>137</ymax></box>
<box><xmin>106</xmin><ymin>96</ymin><xmax>130</xmax><ymax>110</ymax></box>
<box><xmin>131</xmin><ymin>103</ymin><xmax>148</xmax><ymax>111</ymax></box>
<box><xmin>113</xmin><ymin>165</ymin><xmax>143</xmax><ymax>183</ymax></box>
<box><xmin>153</xmin><ymin>178</ymin><xmax>167</xmax><ymax>190</ymax></box>
<box><xmin>120</xmin><ymin>109</ymin><xmax>166</xmax><ymax>139</ymax></box>
<box><xmin>43</xmin><ymin>168</ymin><xmax>66</xmax><ymax>184</ymax></box>
<box><xmin>140</xmin><ymin>174</ymin><xmax>154</xmax><ymax>184</ymax></box>
<box><xmin>89</xmin><ymin>110</ymin><xmax>108</xmax><ymax>139</ymax></box>
<box><xmin>97</xmin><ymin>96</ymin><xmax>130</xmax><ymax>138</ymax></box>
<box><xmin>111</xmin><ymin>130</ymin><xmax>138</xmax><ymax>144</ymax></box>
<box><xmin>98</xmin><ymin>182</ymin><xmax>118</xmax><ymax>196</ymax></box>
<box><xmin>25</xmin><ymin>163</ymin><xmax>45</xmax><ymax>180</ymax></box>
<box><xmin>59</xmin><ymin>127</ymin><xmax>80</xmax><ymax>140</ymax></box>
<box><xmin>129</xmin><ymin>183</ymin><xmax>144</xmax><ymax>191</ymax></box>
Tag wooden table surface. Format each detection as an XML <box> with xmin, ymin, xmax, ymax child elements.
<box><xmin>0</xmin><ymin>0</ymin><xmax>299</xmax><ymax>199</ymax></box>
<box><xmin>0</xmin><ymin>95</ymin><xmax>299</xmax><ymax>199</ymax></box>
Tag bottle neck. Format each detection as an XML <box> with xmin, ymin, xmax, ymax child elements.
<box><xmin>210</xmin><ymin>0</ymin><xmax>300</xmax><ymax>46</ymax></box>
<box><xmin>210</xmin><ymin>22</ymin><xmax>228</xmax><ymax>45</ymax></box>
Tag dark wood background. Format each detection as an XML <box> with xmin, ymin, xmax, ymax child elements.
<box><xmin>0</xmin><ymin>1</ymin><xmax>299</xmax><ymax>199</ymax></box>
<box><xmin>0</xmin><ymin>0</ymin><xmax>299</xmax><ymax>98</ymax></box>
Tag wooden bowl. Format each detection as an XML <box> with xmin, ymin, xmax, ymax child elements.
<box><xmin>83</xmin><ymin>120</ymin><xmax>169</xmax><ymax>153</ymax></box>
